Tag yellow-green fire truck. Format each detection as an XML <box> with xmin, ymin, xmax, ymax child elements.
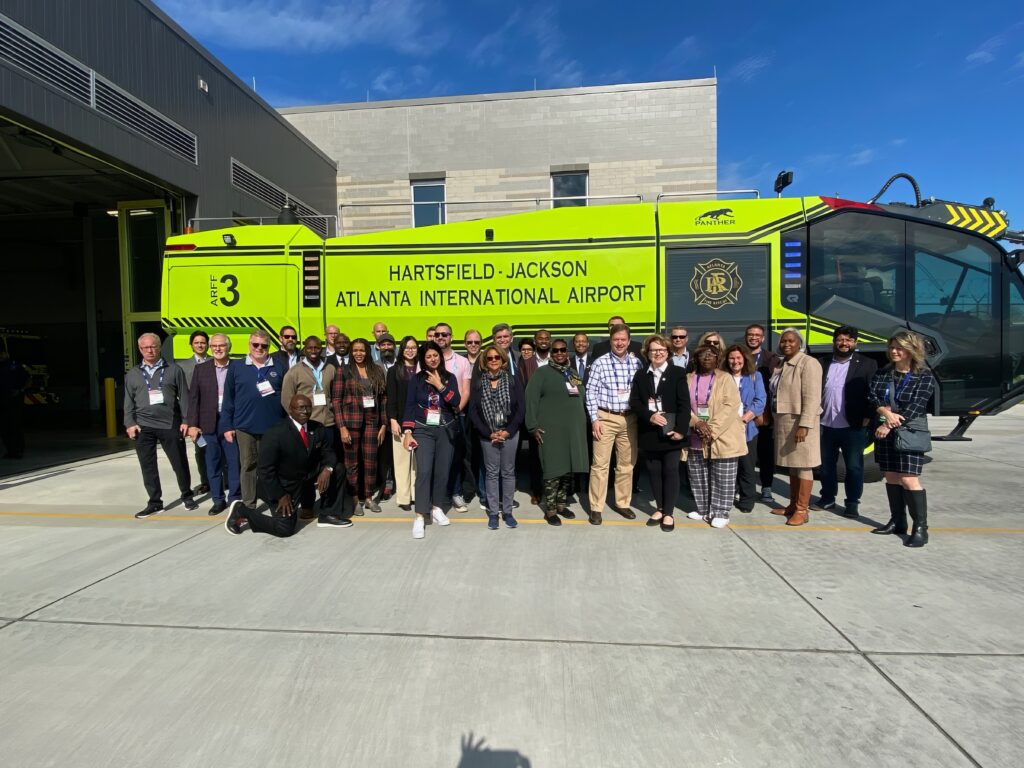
<box><xmin>161</xmin><ymin>178</ymin><xmax>1024</xmax><ymax>436</ymax></box>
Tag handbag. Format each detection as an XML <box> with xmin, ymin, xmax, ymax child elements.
<box><xmin>894</xmin><ymin>416</ymin><xmax>932</xmax><ymax>453</ymax></box>
<box><xmin>887</xmin><ymin>375</ymin><xmax>932</xmax><ymax>453</ymax></box>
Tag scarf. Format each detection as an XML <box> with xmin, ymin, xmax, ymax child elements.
<box><xmin>480</xmin><ymin>369</ymin><xmax>512</xmax><ymax>432</ymax></box>
<box><xmin>548</xmin><ymin>358</ymin><xmax>582</xmax><ymax>388</ymax></box>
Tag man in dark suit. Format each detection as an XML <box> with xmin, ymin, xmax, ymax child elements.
<box><xmin>185</xmin><ymin>333</ymin><xmax>238</xmax><ymax>515</ymax></box>
<box><xmin>225</xmin><ymin>394</ymin><xmax>350</xmax><ymax>536</ymax></box>
<box><xmin>813</xmin><ymin>325</ymin><xmax>879</xmax><ymax>518</ymax></box>
<box><xmin>324</xmin><ymin>332</ymin><xmax>351</xmax><ymax>369</ymax></box>
<box><xmin>569</xmin><ymin>332</ymin><xmax>593</xmax><ymax>384</ymax></box>
<box><xmin>177</xmin><ymin>330</ymin><xmax>210</xmax><ymax>493</ymax></box>
<box><xmin>744</xmin><ymin>323</ymin><xmax>780</xmax><ymax>503</ymax></box>
<box><xmin>591</xmin><ymin>315</ymin><xmax>643</xmax><ymax>361</ymax></box>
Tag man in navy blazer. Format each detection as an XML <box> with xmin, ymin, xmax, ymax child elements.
<box><xmin>815</xmin><ymin>326</ymin><xmax>879</xmax><ymax>517</ymax></box>
<box><xmin>225</xmin><ymin>394</ymin><xmax>349</xmax><ymax>536</ymax></box>
<box><xmin>185</xmin><ymin>333</ymin><xmax>239</xmax><ymax>515</ymax></box>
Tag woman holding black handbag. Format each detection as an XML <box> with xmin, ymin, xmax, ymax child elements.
<box><xmin>868</xmin><ymin>331</ymin><xmax>936</xmax><ymax>548</ymax></box>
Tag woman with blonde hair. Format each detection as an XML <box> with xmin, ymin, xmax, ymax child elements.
<box><xmin>868</xmin><ymin>331</ymin><xmax>936</xmax><ymax>547</ymax></box>
<box><xmin>769</xmin><ymin>328</ymin><xmax>822</xmax><ymax>526</ymax></box>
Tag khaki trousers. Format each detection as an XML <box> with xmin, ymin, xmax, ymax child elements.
<box><xmin>588</xmin><ymin>411</ymin><xmax>638</xmax><ymax>513</ymax></box>
<box><xmin>391</xmin><ymin>433</ymin><xmax>417</xmax><ymax>505</ymax></box>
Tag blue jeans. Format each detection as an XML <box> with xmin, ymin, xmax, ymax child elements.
<box><xmin>819</xmin><ymin>425</ymin><xmax>868</xmax><ymax>504</ymax></box>
<box><xmin>204</xmin><ymin>432</ymin><xmax>241</xmax><ymax>503</ymax></box>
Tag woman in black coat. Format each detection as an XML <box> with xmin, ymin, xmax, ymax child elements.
<box><xmin>629</xmin><ymin>334</ymin><xmax>691</xmax><ymax>532</ymax></box>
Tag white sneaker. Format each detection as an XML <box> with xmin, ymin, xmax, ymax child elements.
<box><xmin>686</xmin><ymin>510</ymin><xmax>704</xmax><ymax>521</ymax></box>
<box><xmin>710</xmin><ymin>517</ymin><xmax>729</xmax><ymax>529</ymax></box>
<box><xmin>451</xmin><ymin>495</ymin><xmax>469</xmax><ymax>513</ymax></box>
<box><xmin>431</xmin><ymin>506</ymin><xmax>450</xmax><ymax>526</ymax></box>
<box><xmin>412</xmin><ymin>516</ymin><xmax>425</xmax><ymax>539</ymax></box>
<box><xmin>479</xmin><ymin>500</ymin><xmax>489</xmax><ymax>511</ymax></box>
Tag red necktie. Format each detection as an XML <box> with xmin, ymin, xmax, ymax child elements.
<box><xmin>299</xmin><ymin>425</ymin><xmax>309</xmax><ymax>449</ymax></box>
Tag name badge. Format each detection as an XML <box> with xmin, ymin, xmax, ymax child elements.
<box><xmin>362</xmin><ymin>395</ymin><xmax>375</xmax><ymax>409</ymax></box>
<box><xmin>257</xmin><ymin>380</ymin><xmax>275</xmax><ymax>397</ymax></box>
<box><xmin>566</xmin><ymin>383</ymin><xmax>579</xmax><ymax>396</ymax></box>
<box><xmin>148</xmin><ymin>389</ymin><xmax>164</xmax><ymax>406</ymax></box>
<box><xmin>313</xmin><ymin>392</ymin><xmax>327</xmax><ymax>407</ymax></box>
<box><xmin>217</xmin><ymin>394</ymin><xmax>223</xmax><ymax>413</ymax></box>
<box><xmin>698</xmin><ymin>405</ymin><xmax>710</xmax><ymax>421</ymax></box>
<box><xmin>426</xmin><ymin>408</ymin><xmax>441</xmax><ymax>426</ymax></box>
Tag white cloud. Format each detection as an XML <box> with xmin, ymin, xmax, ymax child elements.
<box><xmin>718</xmin><ymin>159</ymin><xmax>776</xmax><ymax>192</ymax></box>
<box><xmin>665</xmin><ymin>35</ymin><xmax>700</xmax><ymax>63</ymax></box>
<box><xmin>155</xmin><ymin>0</ymin><xmax>446</xmax><ymax>54</ymax></box>
<box><xmin>1015</xmin><ymin>51</ymin><xmax>1024</xmax><ymax>68</ymax></box>
<box><xmin>466</xmin><ymin>6</ymin><xmax>583</xmax><ymax>89</ymax></box>
<box><xmin>369</xmin><ymin>64</ymin><xmax>432</xmax><ymax>97</ymax></box>
<box><xmin>727</xmin><ymin>55</ymin><xmax>772</xmax><ymax>82</ymax></box>
<box><xmin>848</xmin><ymin>148</ymin><xmax>875</xmax><ymax>167</ymax></box>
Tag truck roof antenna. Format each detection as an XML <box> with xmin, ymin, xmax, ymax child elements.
<box><xmin>868</xmin><ymin>173</ymin><xmax>922</xmax><ymax>207</ymax></box>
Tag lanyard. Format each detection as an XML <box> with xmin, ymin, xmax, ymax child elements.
<box><xmin>303</xmin><ymin>359</ymin><xmax>325</xmax><ymax>390</ymax></box>
<box><xmin>141</xmin><ymin>365</ymin><xmax>165</xmax><ymax>390</ymax></box>
<box><xmin>695</xmin><ymin>373</ymin><xmax>713</xmax><ymax>406</ymax></box>
<box><xmin>887</xmin><ymin>372</ymin><xmax>912</xmax><ymax>403</ymax></box>
<box><xmin>427</xmin><ymin>389</ymin><xmax>439</xmax><ymax>408</ymax></box>
<box><xmin>254</xmin><ymin>363</ymin><xmax>270</xmax><ymax>383</ymax></box>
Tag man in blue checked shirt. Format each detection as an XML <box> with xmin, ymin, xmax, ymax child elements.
<box><xmin>585</xmin><ymin>323</ymin><xmax>643</xmax><ymax>525</ymax></box>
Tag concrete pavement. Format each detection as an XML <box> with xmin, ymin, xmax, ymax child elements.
<box><xmin>1</xmin><ymin>408</ymin><xmax>1022</xmax><ymax>767</ymax></box>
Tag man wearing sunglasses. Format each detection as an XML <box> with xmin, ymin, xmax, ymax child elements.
<box><xmin>272</xmin><ymin>325</ymin><xmax>301</xmax><ymax>370</ymax></box>
<box><xmin>434</xmin><ymin>322</ymin><xmax>473</xmax><ymax>511</ymax></box>
<box><xmin>668</xmin><ymin>326</ymin><xmax>690</xmax><ymax>369</ymax></box>
<box><xmin>221</xmin><ymin>331</ymin><xmax>286</xmax><ymax>510</ymax></box>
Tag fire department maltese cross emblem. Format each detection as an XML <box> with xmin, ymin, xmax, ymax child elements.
<box><xmin>690</xmin><ymin>258</ymin><xmax>742</xmax><ymax>309</ymax></box>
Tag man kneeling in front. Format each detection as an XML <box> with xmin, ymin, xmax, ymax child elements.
<box><xmin>225</xmin><ymin>394</ymin><xmax>350</xmax><ymax>535</ymax></box>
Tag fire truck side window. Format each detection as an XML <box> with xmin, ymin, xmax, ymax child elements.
<box><xmin>809</xmin><ymin>212</ymin><xmax>904</xmax><ymax>318</ymax></box>
<box><xmin>1006</xmin><ymin>277</ymin><xmax>1024</xmax><ymax>390</ymax></box>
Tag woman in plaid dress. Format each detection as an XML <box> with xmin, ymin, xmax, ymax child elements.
<box><xmin>332</xmin><ymin>339</ymin><xmax>388</xmax><ymax>515</ymax></box>
<box><xmin>868</xmin><ymin>331</ymin><xmax>935</xmax><ymax>548</ymax></box>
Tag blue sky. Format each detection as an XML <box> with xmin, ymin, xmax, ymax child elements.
<box><xmin>156</xmin><ymin>1</ymin><xmax>1024</xmax><ymax>227</ymax></box>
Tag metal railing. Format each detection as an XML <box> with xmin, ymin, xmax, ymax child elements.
<box><xmin>186</xmin><ymin>214</ymin><xmax>338</xmax><ymax>237</ymax></box>
<box><xmin>656</xmin><ymin>189</ymin><xmax>760</xmax><ymax>202</ymax></box>
<box><xmin>338</xmin><ymin>194</ymin><xmax>644</xmax><ymax>233</ymax></box>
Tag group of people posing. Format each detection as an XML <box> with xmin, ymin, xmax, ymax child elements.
<box><xmin>123</xmin><ymin>315</ymin><xmax>936</xmax><ymax>547</ymax></box>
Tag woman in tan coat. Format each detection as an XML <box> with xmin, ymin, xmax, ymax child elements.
<box><xmin>683</xmin><ymin>344</ymin><xmax>747</xmax><ymax>528</ymax></box>
<box><xmin>769</xmin><ymin>328</ymin><xmax>823</xmax><ymax>526</ymax></box>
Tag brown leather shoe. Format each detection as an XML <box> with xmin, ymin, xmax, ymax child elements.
<box><xmin>772</xmin><ymin>471</ymin><xmax>798</xmax><ymax>516</ymax></box>
<box><xmin>299</xmin><ymin>507</ymin><xmax>316</xmax><ymax>520</ymax></box>
<box><xmin>530</xmin><ymin>495</ymin><xmax>540</xmax><ymax>505</ymax></box>
<box><xmin>589</xmin><ymin>511</ymin><xmax>602</xmax><ymax>526</ymax></box>
<box><xmin>614</xmin><ymin>506</ymin><xmax>636</xmax><ymax>520</ymax></box>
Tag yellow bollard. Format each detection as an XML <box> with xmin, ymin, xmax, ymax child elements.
<box><xmin>104</xmin><ymin>377</ymin><xmax>117</xmax><ymax>438</ymax></box>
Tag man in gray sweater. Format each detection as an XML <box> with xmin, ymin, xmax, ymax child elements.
<box><xmin>124</xmin><ymin>333</ymin><xmax>197</xmax><ymax>518</ymax></box>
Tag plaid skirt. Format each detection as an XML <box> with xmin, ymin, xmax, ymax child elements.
<box><xmin>874</xmin><ymin>434</ymin><xmax>925</xmax><ymax>475</ymax></box>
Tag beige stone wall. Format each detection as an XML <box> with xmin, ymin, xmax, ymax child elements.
<box><xmin>283</xmin><ymin>80</ymin><xmax>717</xmax><ymax>236</ymax></box>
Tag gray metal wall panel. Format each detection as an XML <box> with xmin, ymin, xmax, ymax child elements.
<box><xmin>0</xmin><ymin>0</ymin><xmax>336</xmax><ymax>220</ymax></box>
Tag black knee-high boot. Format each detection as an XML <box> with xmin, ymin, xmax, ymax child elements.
<box><xmin>871</xmin><ymin>483</ymin><xmax>908</xmax><ymax>535</ymax></box>
<box><xmin>904</xmin><ymin>489</ymin><xmax>928</xmax><ymax>547</ymax></box>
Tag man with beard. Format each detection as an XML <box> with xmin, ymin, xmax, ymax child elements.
<box><xmin>374</xmin><ymin>333</ymin><xmax>398</xmax><ymax>499</ymax></box>
<box><xmin>272</xmin><ymin>325</ymin><xmax>301</xmax><ymax>370</ymax></box>
<box><xmin>371</xmin><ymin>322</ymin><xmax>390</xmax><ymax>362</ymax></box>
<box><xmin>518</xmin><ymin>329</ymin><xmax>553</xmax><ymax>504</ymax></box>
<box><xmin>813</xmin><ymin>326</ymin><xmax>877</xmax><ymax>518</ymax></box>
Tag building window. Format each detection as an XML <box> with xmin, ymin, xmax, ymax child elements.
<box><xmin>552</xmin><ymin>172</ymin><xmax>588</xmax><ymax>208</ymax></box>
<box><xmin>412</xmin><ymin>180</ymin><xmax>446</xmax><ymax>227</ymax></box>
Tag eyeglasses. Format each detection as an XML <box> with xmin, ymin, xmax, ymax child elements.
<box><xmin>484</xmin><ymin>355</ymin><xmax>502</xmax><ymax>361</ymax></box>
<box><xmin>210</xmin><ymin>344</ymin><xmax>227</xmax><ymax>349</ymax></box>
<box><xmin>465</xmin><ymin>340</ymin><xmax>481</xmax><ymax>345</ymax></box>
<box><xmin>434</xmin><ymin>331</ymin><xmax>451</xmax><ymax>337</ymax></box>
<box><xmin>552</xmin><ymin>348</ymin><xmax>569</xmax><ymax>353</ymax></box>
<box><xmin>649</xmin><ymin>348</ymin><xmax>668</xmax><ymax>354</ymax></box>
<box><xmin>671</xmin><ymin>335</ymin><xmax>687</xmax><ymax>340</ymax></box>
<box><xmin>707</xmin><ymin>340</ymin><xmax>720</xmax><ymax>346</ymax></box>
<box><xmin>139</xmin><ymin>345</ymin><xmax>159</xmax><ymax>350</ymax></box>
<box><xmin>281</xmin><ymin>334</ymin><xmax>297</xmax><ymax>340</ymax></box>
<box><xmin>250</xmin><ymin>342</ymin><xmax>268</xmax><ymax>349</ymax></box>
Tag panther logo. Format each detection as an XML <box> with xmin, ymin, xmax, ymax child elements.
<box><xmin>695</xmin><ymin>208</ymin><xmax>735</xmax><ymax>224</ymax></box>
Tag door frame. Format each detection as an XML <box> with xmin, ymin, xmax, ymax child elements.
<box><xmin>117</xmin><ymin>199</ymin><xmax>170</xmax><ymax>370</ymax></box>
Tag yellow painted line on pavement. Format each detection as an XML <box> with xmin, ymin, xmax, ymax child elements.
<box><xmin>1</xmin><ymin>510</ymin><xmax>1023</xmax><ymax>534</ymax></box>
